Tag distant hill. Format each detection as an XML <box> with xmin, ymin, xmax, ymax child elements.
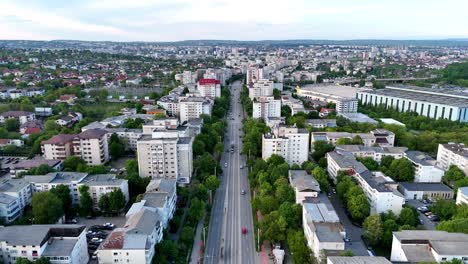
<box><xmin>1</xmin><ymin>39</ymin><xmax>468</xmax><ymax>48</ymax></box>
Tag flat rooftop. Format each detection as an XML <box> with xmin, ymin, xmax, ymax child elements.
<box><xmin>300</xmin><ymin>84</ymin><xmax>360</xmax><ymax>99</ymax></box>
<box><xmin>359</xmin><ymin>85</ymin><xmax>468</xmax><ymax>107</ymax></box>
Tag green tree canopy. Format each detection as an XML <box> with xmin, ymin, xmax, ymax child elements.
<box><xmin>32</xmin><ymin>192</ymin><xmax>64</xmax><ymax>224</ymax></box>
<box><xmin>363</xmin><ymin>214</ymin><xmax>383</xmax><ymax>246</ymax></box>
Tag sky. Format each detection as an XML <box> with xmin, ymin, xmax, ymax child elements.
<box><xmin>1</xmin><ymin>0</ymin><xmax>468</xmax><ymax>42</ymax></box>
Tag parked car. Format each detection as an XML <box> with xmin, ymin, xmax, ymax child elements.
<box><xmin>424</xmin><ymin>212</ymin><xmax>433</xmax><ymax>217</ymax></box>
<box><xmin>344</xmin><ymin>237</ymin><xmax>351</xmax><ymax>242</ymax></box>
<box><xmin>428</xmin><ymin>215</ymin><xmax>440</xmax><ymax>222</ymax></box>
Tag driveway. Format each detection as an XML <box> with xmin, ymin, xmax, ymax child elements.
<box><xmin>405</xmin><ymin>200</ymin><xmax>438</xmax><ymax>230</ymax></box>
<box><xmin>328</xmin><ymin>192</ymin><xmax>369</xmax><ymax>256</ymax></box>
<box><xmin>76</xmin><ymin>216</ymin><xmax>127</xmax><ymax>229</ymax></box>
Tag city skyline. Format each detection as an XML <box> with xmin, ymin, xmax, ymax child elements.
<box><xmin>1</xmin><ymin>0</ymin><xmax>468</xmax><ymax>41</ymax></box>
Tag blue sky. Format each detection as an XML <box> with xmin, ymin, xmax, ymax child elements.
<box><xmin>1</xmin><ymin>0</ymin><xmax>467</xmax><ymax>41</ymax></box>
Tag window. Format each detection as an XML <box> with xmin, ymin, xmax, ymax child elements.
<box><xmin>114</xmin><ymin>253</ymin><xmax>118</xmax><ymax>256</ymax></box>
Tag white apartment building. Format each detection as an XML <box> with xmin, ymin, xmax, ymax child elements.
<box><xmin>41</xmin><ymin>134</ymin><xmax>76</xmax><ymax>160</ymax></box>
<box><xmin>197</xmin><ymin>78</ymin><xmax>221</xmax><ymax>98</ymax></box>
<box><xmin>246</xmin><ymin>66</ymin><xmax>264</xmax><ymax>84</ymax></box>
<box><xmin>126</xmin><ymin>179</ymin><xmax>177</xmax><ymax>228</ymax></box>
<box><xmin>303</xmin><ymin>198</ymin><xmax>346</xmax><ymax>261</ymax></box>
<box><xmin>335</xmin><ymin>145</ymin><xmax>407</xmax><ymax>162</ymax></box>
<box><xmin>249</xmin><ymin>79</ymin><xmax>274</xmax><ymax>100</ymax></box>
<box><xmin>106</xmin><ymin>128</ymin><xmax>143</xmax><ymax>151</ymax></box>
<box><xmin>142</xmin><ymin>118</ymin><xmax>180</xmax><ymax>134</ymax></box>
<box><xmin>0</xmin><ymin>225</ymin><xmax>89</xmax><ymax>264</ymax></box>
<box><xmin>437</xmin><ymin>143</ymin><xmax>468</xmax><ymax>175</ymax></box>
<box><xmin>0</xmin><ymin>179</ymin><xmax>32</xmax><ymax>223</ymax></box>
<box><xmin>73</xmin><ymin>129</ymin><xmax>109</xmax><ymax>165</ymax></box>
<box><xmin>25</xmin><ymin>172</ymin><xmax>129</xmax><ymax>208</ymax></box>
<box><xmin>182</xmin><ymin>70</ymin><xmax>196</xmax><ymax>84</ymax></box>
<box><xmin>41</xmin><ymin>129</ymin><xmax>109</xmax><ymax>165</ymax></box>
<box><xmin>288</xmin><ymin>170</ymin><xmax>321</xmax><ymax>204</ymax></box>
<box><xmin>179</xmin><ymin>97</ymin><xmax>212</xmax><ymax>123</ymax></box>
<box><xmin>390</xmin><ymin>231</ymin><xmax>468</xmax><ymax>263</ymax></box>
<box><xmin>262</xmin><ymin>126</ymin><xmax>310</xmax><ymax>166</ymax></box>
<box><xmin>0</xmin><ymin>111</ymin><xmax>35</xmax><ymax>125</ymax></box>
<box><xmin>404</xmin><ymin>151</ymin><xmax>444</xmax><ymax>183</ymax></box>
<box><xmin>252</xmin><ymin>96</ymin><xmax>281</xmax><ymax>119</ymax></box>
<box><xmin>137</xmin><ymin>134</ymin><xmax>193</xmax><ymax>184</ymax></box>
<box><xmin>97</xmin><ymin>208</ymin><xmax>163</xmax><ymax>264</ymax></box>
<box><xmin>336</xmin><ymin>98</ymin><xmax>358</xmax><ymax>113</ymax></box>
<box><xmin>456</xmin><ymin>187</ymin><xmax>468</xmax><ymax>205</ymax></box>
<box><xmin>311</xmin><ymin>129</ymin><xmax>395</xmax><ymax>148</ymax></box>
<box><xmin>357</xmin><ymin>86</ymin><xmax>468</xmax><ymax>122</ymax></box>
<box><xmin>327</xmin><ymin>151</ymin><xmax>405</xmax><ymax>215</ymax></box>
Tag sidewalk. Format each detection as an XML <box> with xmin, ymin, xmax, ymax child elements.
<box><xmin>189</xmin><ymin>211</ymin><xmax>206</xmax><ymax>264</ymax></box>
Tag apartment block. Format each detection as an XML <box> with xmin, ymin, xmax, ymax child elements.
<box><xmin>335</xmin><ymin>145</ymin><xmax>407</xmax><ymax>162</ymax></box>
<box><xmin>398</xmin><ymin>182</ymin><xmax>453</xmax><ymax>200</ymax></box>
<box><xmin>456</xmin><ymin>187</ymin><xmax>468</xmax><ymax>205</ymax></box>
<box><xmin>0</xmin><ymin>179</ymin><xmax>32</xmax><ymax>223</ymax></box>
<box><xmin>197</xmin><ymin>78</ymin><xmax>221</xmax><ymax>98</ymax></box>
<box><xmin>303</xmin><ymin>196</ymin><xmax>346</xmax><ymax>261</ymax></box>
<box><xmin>179</xmin><ymin>97</ymin><xmax>213</xmax><ymax>123</ymax></box>
<box><xmin>357</xmin><ymin>85</ymin><xmax>468</xmax><ymax>122</ymax></box>
<box><xmin>311</xmin><ymin>129</ymin><xmax>395</xmax><ymax>148</ymax></box>
<box><xmin>288</xmin><ymin>170</ymin><xmax>321</xmax><ymax>204</ymax></box>
<box><xmin>327</xmin><ymin>151</ymin><xmax>405</xmax><ymax>215</ymax></box>
<box><xmin>137</xmin><ymin>134</ymin><xmax>193</xmax><ymax>184</ymax></box>
<box><xmin>390</xmin><ymin>231</ymin><xmax>468</xmax><ymax>263</ymax></box>
<box><xmin>41</xmin><ymin>129</ymin><xmax>109</xmax><ymax>165</ymax></box>
<box><xmin>25</xmin><ymin>172</ymin><xmax>129</xmax><ymax>208</ymax></box>
<box><xmin>252</xmin><ymin>96</ymin><xmax>281</xmax><ymax>119</ymax></box>
<box><xmin>248</xmin><ymin>79</ymin><xmax>274</xmax><ymax>100</ymax></box>
<box><xmin>336</xmin><ymin>98</ymin><xmax>358</xmax><ymax>113</ymax></box>
<box><xmin>437</xmin><ymin>143</ymin><xmax>468</xmax><ymax>175</ymax></box>
<box><xmin>0</xmin><ymin>225</ymin><xmax>89</xmax><ymax>264</ymax></box>
<box><xmin>97</xmin><ymin>208</ymin><xmax>163</xmax><ymax>264</ymax></box>
<box><xmin>262</xmin><ymin>126</ymin><xmax>309</xmax><ymax>166</ymax></box>
<box><xmin>404</xmin><ymin>151</ymin><xmax>444</xmax><ymax>183</ymax></box>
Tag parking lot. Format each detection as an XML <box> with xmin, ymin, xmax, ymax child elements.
<box><xmin>406</xmin><ymin>200</ymin><xmax>438</xmax><ymax>230</ymax></box>
<box><xmin>75</xmin><ymin>216</ymin><xmax>126</xmax><ymax>263</ymax></box>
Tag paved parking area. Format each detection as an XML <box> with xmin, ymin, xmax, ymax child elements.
<box><xmin>328</xmin><ymin>192</ymin><xmax>369</xmax><ymax>256</ymax></box>
<box><xmin>77</xmin><ymin>216</ymin><xmax>127</xmax><ymax>229</ymax></box>
<box><xmin>406</xmin><ymin>200</ymin><xmax>438</xmax><ymax>230</ymax></box>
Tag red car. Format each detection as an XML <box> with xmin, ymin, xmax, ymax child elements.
<box><xmin>242</xmin><ymin>227</ymin><xmax>247</xmax><ymax>234</ymax></box>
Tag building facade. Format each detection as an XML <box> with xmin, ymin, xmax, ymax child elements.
<box><xmin>357</xmin><ymin>86</ymin><xmax>468</xmax><ymax>122</ymax></box>
<box><xmin>262</xmin><ymin>126</ymin><xmax>309</xmax><ymax>166</ymax></box>
<box><xmin>252</xmin><ymin>97</ymin><xmax>281</xmax><ymax>119</ymax></box>
<box><xmin>437</xmin><ymin>143</ymin><xmax>468</xmax><ymax>175</ymax></box>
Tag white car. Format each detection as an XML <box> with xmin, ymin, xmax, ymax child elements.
<box><xmin>91</xmin><ymin>238</ymin><xmax>103</xmax><ymax>243</ymax></box>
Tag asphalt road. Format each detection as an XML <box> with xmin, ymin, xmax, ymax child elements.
<box><xmin>204</xmin><ymin>81</ymin><xmax>257</xmax><ymax>264</ymax></box>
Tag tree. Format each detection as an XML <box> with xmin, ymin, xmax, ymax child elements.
<box><xmin>62</xmin><ymin>156</ymin><xmax>86</xmax><ymax>171</ymax></box>
<box><xmin>260</xmin><ymin>211</ymin><xmax>287</xmax><ymax>242</ymax></box>
<box><xmin>32</xmin><ymin>192</ymin><xmax>63</xmax><ymax>224</ymax></box>
<box><xmin>443</xmin><ymin>165</ymin><xmax>465</xmax><ymax>185</ymax></box>
<box><xmin>109</xmin><ymin>133</ymin><xmax>125</xmax><ymax>160</ymax></box>
<box><xmin>257</xmin><ymin>195</ymin><xmax>278</xmax><ymax>215</ymax></box>
<box><xmin>380</xmin><ymin>156</ymin><xmax>395</xmax><ymax>170</ymax></box>
<box><xmin>430</xmin><ymin>199</ymin><xmax>457</xmax><ymax>221</ymax></box>
<box><xmin>336</xmin><ymin>138</ymin><xmax>352</xmax><ymax>145</ymax></box>
<box><xmin>398</xmin><ymin>207</ymin><xmax>418</xmax><ymax>227</ymax></box>
<box><xmin>436</xmin><ymin>218</ymin><xmax>468</xmax><ymax>234</ymax></box>
<box><xmin>278</xmin><ymin>202</ymin><xmax>302</xmax><ymax>229</ymax></box>
<box><xmin>312</xmin><ymin>141</ymin><xmax>335</xmax><ymax>162</ymax></box>
<box><xmin>187</xmin><ymin>198</ymin><xmax>205</xmax><ymax>224</ymax></box>
<box><xmin>387</xmin><ymin>158</ymin><xmax>415</xmax><ymax>181</ymax></box>
<box><xmin>79</xmin><ymin>185</ymin><xmax>93</xmax><ymax>216</ymax></box>
<box><xmin>357</xmin><ymin>157</ymin><xmax>379</xmax><ymax>171</ymax></box>
<box><xmin>312</xmin><ymin>167</ymin><xmax>330</xmax><ymax>193</ymax></box>
<box><xmin>5</xmin><ymin>118</ymin><xmax>19</xmax><ymax>131</ymax></box>
<box><xmin>382</xmin><ymin>219</ymin><xmax>399</xmax><ymax>247</ymax></box>
<box><xmin>179</xmin><ymin>226</ymin><xmax>195</xmax><ymax>245</ymax></box>
<box><xmin>154</xmin><ymin>240</ymin><xmax>179</xmax><ymax>263</ymax></box>
<box><xmin>275</xmin><ymin>183</ymin><xmax>295</xmax><ymax>204</ymax></box>
<box><xmin>204</xmin><ymin>175</ymin><xmax>220</xmax><ymax>191</ymax></box>
<box><xmin>44</xmin><ymin>120</ymin><xmax>61</xmax><ymax>132</ymax></box>
<box><xmin>108</xmin><ymin>189</ymin><xmax>126</xmax><ymax>213</ymax></box>
<box><xmin>287</xmin><ymin>229</ymin><xmax>314</xmax><ymax>264</ymax></box>
<box><xmin>50</xmin><ymin>184</ymin><xmax>72</xmax><ymax>216</ymax></box>
<box><xmin>348</xmin><ymin>194</ymin><xmax>370</xmax><ymax>222</ymax></box>
<box><xmin>352</xmin><ymin>135</ymin><xmax>363</xmax><ymax>145</ymax></box>
<box><xmin>29</xmin><ymin>164</ymin><xmax>54</xmax><ymax>175</ymax></box>
<box><xmin>99</xmin><ymin>194</ymin><xmax>111</xmax><ymax>213</ymax></box>
<box><xmin>363</xmin><ymin>214</ymin><xmax>383</xmax><ymax>246</ymax></box>
<box><xmin>341</xmin><ymin>249</ymin><xmax>354</xmax><ymax>257</ymax></box>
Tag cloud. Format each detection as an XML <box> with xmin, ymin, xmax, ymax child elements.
<box><xmin>0</xmin><ymin>0</ymin><xmax>467</xmax><ymax>41</ymax></box>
